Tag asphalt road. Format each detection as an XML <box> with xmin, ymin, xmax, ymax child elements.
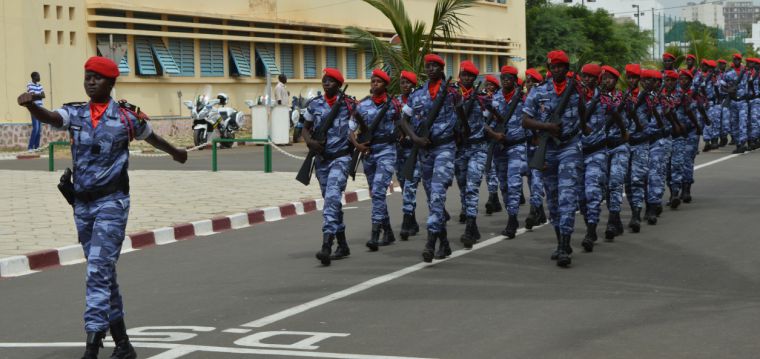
<box><xmin>0</xmin><ymin>148</ymin><xmax>759</xmax><ymax>359</ymax></box>
<box><xmin>0</xmin><ymin>143</ymin><xmax>311</xmax><ymax>172</ymax></box>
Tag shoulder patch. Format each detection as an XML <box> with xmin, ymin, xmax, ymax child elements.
<box><xmin>63</xmin><ymin>101</ymin><xmax>87</xmax><ymax>107</ymax></box>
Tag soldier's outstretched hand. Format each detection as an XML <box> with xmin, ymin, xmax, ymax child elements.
<box><xmin>17</xmin><ymin>92</ymin><xmax>36</xmax><ymax>107</ymax></box>
<box><xmin>173</xmin><ymin>148</ymin><xmax>188</xmax><ymax>164</ymax></box>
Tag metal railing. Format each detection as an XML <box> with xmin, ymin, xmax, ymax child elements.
<box><xmin>48</xmin><ymin>141</ymin><xmax>70</xmax><ymax>172</ymax></box>
<box><xmin>211</xmin><ymin>138</ymin><xmax>272</xmax><ymax>173</ymax></box>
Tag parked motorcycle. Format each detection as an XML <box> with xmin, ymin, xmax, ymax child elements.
<box><xmin>183</xmin><ymin>93</ymin><xmax>245</xmax><ymax>148</ymax></box>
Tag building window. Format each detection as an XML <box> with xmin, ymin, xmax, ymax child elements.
<box><xmin>346</xmin><ymin>48</ymin><xmax>358</xmax><ymax>79</ymax></box>
<box><xmin>200</xmin><ymin>40</ymin><xmax>224</xmax><ymax>77</ymax></box>
<box><xmin>487</xmin><ymin>56</ymin><xmax>494</xmax><ymax>73</ymax></box>
<box><xmin>43</xmin><ymin>5</ymin><xmax>50</xmax><ymax>19</ymax></box>
<box><xmin>325</xmin><ymin>47</ymin><xmax>338</xmax><ymax>70</ymax></box>
<box><xmin>280</xmin><ymin>44</ymin><xmax>295</xmax><ymax>78</ymax></box>
<box><xmin>57</xmin><ymin>31</ymin><xmax>63</xmax><ymax>44</ymax></box>
<box><xmin>168</xmin><ymin>38</ymin><xmax>195</xmax><ymax>76</ymax></box>
<box><xmin>56</xmin><ymin>6</ymin><xmax>62</xmax><ymax>20</ymax></box>
<box><xmin>96</xmin><ymin>34</ymin><xmax>130</xmax><ymax>74</ymax></box>
<box><xmin>44</xmin><ymin>30</ymin><xmax>50</xmax><ymax>44</ymax></box>
<box><xmin>69</xmin><ymin>32</ymin><xmax>75</xmax><ymax>46</ymax></box>
<box><xmin>446</xmin><ymin>53</ymin><xmax>454</xmax><ymax>77</ymax></box>
<box><xmin>364</xmin><ymin>50</ymin><xmax>373</xmax><ymax>78</ymax></box>
<box><xmin>229</xmin><ymin>42</ymin><xmax>252</xmax><ymax>77</ymax></box>
<box><xmin>303</xmin><ymin>45</ymin><xmax>317</xmax><ymax>78</ymax></box>
<box><xmin>69</xmin><ymin>7</ymin><xmax>75</xmax><ymax>20</ymax></box>
<box><xmin>255</xmin><ymin>43</ymin><xmax>280</xmax><ymax>77</ymax></box>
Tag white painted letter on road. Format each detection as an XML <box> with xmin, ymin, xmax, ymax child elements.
<box><xmin>234</xmin><ymin>331</ymin><xmax>350</xmax><ymax>350</ymax></box>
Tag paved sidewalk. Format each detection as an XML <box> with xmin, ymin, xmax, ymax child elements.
<box><xmin>0</xmin><ymin>170</ymin><xmax>368</xmax><ymax>260</ymax></box>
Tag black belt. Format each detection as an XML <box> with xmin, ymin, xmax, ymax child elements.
<box><xmin>559</xmin><ymin>128</ymin><xmax>581</xmax><ymax>143</ymax></box>
<box><xmin>582</xmin><ymin>140</ymin><xmax>607</xmax><ymax>156</ymax></box>
<box><xmin>464</xmin><ymin>137</ymin><xmax>487</xmax><ymax>145</ymax></box>
<box><xmin>629</xmin><ymin>135</ymin><xmax>649</xmax><ymax>146</ymax></box>
<box><xmin>370</xmin><ymin>134</ymin><xmax>398</xmax><ymax>145</ymax></box>
<box><xmin>502</xmin><ymin>136</ymin><xmax>528</xmax><ymax>148</ymax></box>
<box><xmin>75</xmin><ymin>173</ymin><xmax>130</xmax><ymax>203</ymax></box>
<box><xmin>606</xmin><ymin>137</ymin><xmax>627</xmax><ymax>149</ymax></box>
<box><xmin>649</xmin><ymin>131</ymin><xmax>667</xmax><ymax>144</ymax></box>
<box><xmin>430</xmin><ymin>135</ymin><xmax>455</xmax><ymax>147</ymax></box>
<box><xmin>322</xmin><ymin>149</ymin><xmax>352</xmax><ymax>161</ymax></box>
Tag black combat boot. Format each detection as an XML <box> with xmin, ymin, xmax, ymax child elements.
<box><xmin>525</xmin><ymin>205</ymin><xmax>538</xmax><ymax>230</ymax></box>
<box><xmin>399</xmin><ymin>213</ymin><xmax>412</xmax><ymax>241</ymax></box>
<box><xmin>109</xmin><ymin>318</ymin><xmax>137</xmax><ymax>359</ymax></box>
<box><xmin>461</xmin><ymin>217</ymin><xmax>476</xmax><ymax>249</ymax></box>
<box><xmin>557</xmin><ymin>235</ymin><xmax>572</xmax><ymax>268</ymax></box>
<box><xmin>711</xmin><ymin>138</ymin><xmax>719</xmax><ymax>149</ymax></box>
<box><xmin>655</xmin><ymin>204</ymin><xmax>663</xmax><ymax>216</ymax></box>
<box><xmin>410</xmin><ymin>212</ymin><xmax>420</xmax><ymax>236</ymax></box>
<box><xmin>519</xmin><ymin>189</ymin><xmax>526</xmax><ymax>205</ymax></box>
<box><xmin>551</xmin><ymin>227</ymin><xmax>562</xmax><ymax>260</ymax></box>
<box><xmin>536</xmin><ymin>204</ymin><xmax>547</xmax><ymax>225</ymax></box>
<box><xmin>434</xmin><ymin>229</ymin><xmax>452</xmax><ymax>260</ymax></box>
<box><xmin>732</xmin><ymin>142</ymin><xmax>746</xmax><ymax>154</ymax></box>
<box><xmin>682</xmin><ymin>183</ymin><xmax>692</xmax><ymax>203</ymax></box>
<box><xmin>331</xmin><ymin>231</ymin><xmax>350</xmax><ymax>259</ymax></box>
<box><xmin>669</xmin><ymin>187</ymin><xmax>681</xmax><ymax>209</ymax></box>
<box><xmin>379</xmin><ymin>221</ymin><xmax>395</xmax><ymax>246</ymax></box>
<box><xmin>484</xmin><ymin>192</ymin><xmax>502</xmax><ymax>215</ymax></box>
<box><xmin>702</xmin><ymin>141</ymin><xmax>712</xmax><ymax>152</ymax></box>
<box><xmin>719</xmin><ymin>136</ymin><xmax>728</xmax><ymax>147</ymax></box>
<box><xmin>422</xmin><ymin>232</ymin><xmax>436</xmax><ymax>263</ymax></box>
<box><xmin>604</xmin><ymin>212</ymin><xmax>619</xmax><ymax>242</ymax></box>
<box><xmin>81</xmin><ymin>331</ymin><xmax>106</xmax><ymax>359</ymax></box>
<box><xmin>582</xmin><ymin>223</ymin><xmax>596</xmax><ymax>252</ymax></box>
<box><xmin>366</xmin><ymin>223</ymin><xmax>381</xmax><ymax>252</ymax></box>
<box><xmin>458</xmin><ymin>211</ymin><xmax>467</xmax><ymax>224</ymax></box>
<box><xmin>472</xmin><ymin>217</ymin><xmax>481</xmax><ymax>241</ymax></box>
<box><xmin>729</xmin><ymin>136</ymin><xmax>736</xmax><ymax>145</ymax></box>
<box><xmin>629</xmin><ymin>207</ymin><xmax>642</xmax><ymax>233</ymax></box>
<box><xmin>443</xmin><ymin>209</ymin><xmax>451</xmax><ymax>222</ymax></box>
<box><xmin>501</xmin><ymin>214</ymin><xmax>519</xmax><ymax>239</ymax></box>
<box><xmin>645</xmin><ymin>204</ymin><xmax>658</xmax><ymax>225</ymax></box>
<box><xmin>316</xmin><ymin>234</ymin><xmax>334</xmax><ymax>266</ymax></box>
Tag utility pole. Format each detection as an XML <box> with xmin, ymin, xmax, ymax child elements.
<box><xmin>632</xmin><ymin>4</ymin><xmax>641</xmax><ymax>30</ymax></box>
<box><xmin>652</xmin><ymin>8</ymin><xmax>656</xmax><ymax>61</ymax></box>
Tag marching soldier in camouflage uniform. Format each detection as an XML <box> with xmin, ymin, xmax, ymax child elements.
<box><xmin>723</xmin><ymin>54</ymin><xmax>750</xmax><ymax>153</ymax></box>
<box><xmin>397</xmin><ymin>70</ymin><xmax>422</xmax><ymax>240</ymax></box>
<box><xmin>669</xmin><ymin>69</ymin><xmax>703</xmax><ymax>208</ymax></box>
<box><xmin>483</xmin><ymin>74</ymin><xmax>504</xmax><ymax>216</ymax></box>
<box><xmin>646</xmin><ymin>70</ymin><xmax>677</xmax><ymax>222</ymax></box>
<box><xmin>303</xmin><ymin>68</ymin><xmax>356</xmax><ymax>266</ymax></box>
<box><xmin>351</xmin><ymin>69</ymin><xmax>401</xmax><ymax>251</ymax></box>
<box><xmin>523</xmin><ymin>68</ymin><xmax>548</xmax><ymax>230</ymax></box>
<box><xmin>18</xmin><ymin>56</ymin><xmax>188</xmax><ymax>359</ymax></box>
<box><xmin>523</xmin><ymin>50</ymin><xmax>583</xmax><ymax>268</ymax></box>
<box><xmin>399</xmin><ymin>54</ymin><xmax>460</xmax><ymax>262</ymax></box>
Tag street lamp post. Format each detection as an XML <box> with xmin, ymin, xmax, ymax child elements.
<box><xmin>632</xmin><ymin>4</ymin><xmax>641</xmax><ymax>29</ymax></box>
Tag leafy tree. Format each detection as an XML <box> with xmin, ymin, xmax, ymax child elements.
<box><xmin>345</xmin><ymin>0</ymin><xmax>476</xmax><ymax>92</ymax></box>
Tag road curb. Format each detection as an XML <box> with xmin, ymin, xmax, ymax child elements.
<box><xmin>0</xmin><ymin>188</ymin><xmax>374</xmax><ymax>278</ymax></box>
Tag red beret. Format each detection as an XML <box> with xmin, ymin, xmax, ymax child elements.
<box><xmin>706</xmin><ymin>60</ymin><xmax>717</xmax><ymax>68</ymax></box>
<box><xmin>625</xmin><ymin>64</ymin><xmax>641</xmax><ymax>76</ymax></box>
<box><xmin>748</xmin><ymin>58</ymin><xmax>760</xmax><ymax>64</ymax></box>
<box><xmin>525</xmin><ymin>68</ymin><xmax>543</xmax><ymax>82</ymax></box>
<box><xmin>717</xmin><ymin>59</ymin><xmax>727</xmax><ymax>64</ymax></box>
<box><xmin>400</xmin><ymin>70</ymin><xmax>417</xmax><ymax>85</ymax></box>
<box><xmin>601</xmin><ymin>65</ymin><xmax>620</xmax><ymax>79</ymax></box>
<box><xmin>459</xmin><ymin>60</ymin><xmax>479</xmax><ymax>76</ymax></box>
<box><xmin>662</xmin><ymin>52</ymin><xmax>676</xmax><ymax>61</ymax></box>
<box><xmin>679</xmin><ymin>69</ymin><xmax>693</xmax><ymax>79</ymax></box>
<box><xmin>500</xmin><ymin>65</ymin><xmax>518</xmax><ymax>76</ymax></box>
<box><xmin>84</xmin><ymin>56</ymin><xmax>120</xmax><ymax>79</ymax></box>
<box><xmin>322</xmin><ymin>68</ymin><xmax>344</xmax><ymax>85</ymax></box>
<box><xmin>700</xmin><ymin>59</ymin><xmax>709</xmax><ymax>66</ymax></box>
<box><xmin>641</xmin><ymin>69</ymin><xmax>661</xmax><ymax>79</ymax></box>
<box><xmin>733</xmin><ymin>53</ymin><xmax>743</xmax><ymax>59</ymax></box>
<box><xmin>371</xmin><ymin>68</ymin><xmax>390</xmax><ymax>84</ymax></box>
<box><xmin>517</xmin><ymin>78</ymin><xmax>524</xmax><ymax>86</ymax></box>
<box><xmin>664</xmin><ymin>70</ymin><xmax>679</xmax><ymax>79</ymax></box>
<box><xmin>424</xmin><ymin>54</ymin><xmax>445</xmax><ymax>66</ymax></box>
<box><xmin>581</xmin><ymin>63</ymin><xmax>601</xmax><ymax>77</ymax></box>
<box><xmin>547</xmin><ymin>50</ymin><xmax>569</xmax><ymax>65</ymax></box>
<box><xmin>485</xmin><ymin>75</ymin><xmax>500</xmax><ymax>86</ymax></box>
<box><xmin>686</xmin><ymin>54</ymin><xmax>696</xmax><ymax>60</ymax></box>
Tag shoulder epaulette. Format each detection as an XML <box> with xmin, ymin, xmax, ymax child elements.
<box><xmin>63</xmin><ymin>101</ymin><xmax>87</xmax><ymax>107</ymax></box>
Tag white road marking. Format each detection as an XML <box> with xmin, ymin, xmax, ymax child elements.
<box><xmin>222</xmin><ymin>328</ymin><xmax>253</xmax><ymax>334</ymax></box>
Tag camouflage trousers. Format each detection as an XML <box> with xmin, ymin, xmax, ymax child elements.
<box><xmin>397</xmin><ymin>145</ymin><xmax>421</xmax><ymax>215</ymax></box>
<box><xmin>494</xmin><ymin>143</ymin><xmax>526</xmax><ymax>216</ymax></box>
<box><xmin>527</xmin><ymin>144</ymin><xmax>545</xmax><ymax>208</ymax></box>
<box><xmin>316</xmin><ymin>155</ymin><xmax>349</xmax><ymax>235</ymax></box>
<box><xmin>455</xmin><ymin>142</ymin><xmax>487</xmax><ymax>218</ymax></box>
<box><xmin>75</xmin><ymin>192</ymin><xmax>129</xmax><ymax>333</ymax></box>
<box><xmin>606</xmin><ymin>144</ymin><xmax>629</xmax><ymax>213</ymax></box>
<box><xmin>671</xmin><ymin>131</ymin><xmax>699</xmax><ymax>188</ymax></box>
<box><xmin>729</xmin><ymin>100</ymin><xmax>748</xmax><ymax>144</ymax></box>
<box><xmin>420</xmin><ymin>143</ymin><xmax>456</xmax><ymax>233</ymax></box>
<box><xmin>486</xmin><ymin>164</ymin><xmax>499</xmax><ymax>193</ymax></box>
<box><xmin>364</xmin><ymin>144</ymin><xmax>396</xmax><ymax>224</ymax></box>
<box><xmin>750</xmin><ymin>99</ymin><xmax>760</xmax><ymax>142</ymax></box>
<box><xmin>578</xmin><ymin>148</ymin><xmax>608</xmax><ymax>224</ymax></box>
<box><xmin>647</xmin><ymin>137</ymin><xmax>671</xmax><ymax>205</ymax></box>
<box><xmin>543</xmin><ymin>139</ymin><xmax>581</xmax><ymax>237</ymax></box>
<box><xmin>626</xmin><ymin>142</ymin><xmax>649</xmax><ymax>209</ymax></box>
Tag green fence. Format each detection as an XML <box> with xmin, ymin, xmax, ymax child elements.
<box><xmin>211</xmin><ymin>138</ymin><xmax>272</xmax><ymax>172</ymax></box>
<box><xmin>48</xmin><ymin>141</ymin><xmax>70</xmax><ymax>172</ymax></box>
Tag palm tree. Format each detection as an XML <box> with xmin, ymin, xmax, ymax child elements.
<box><xmin>344</xmin><ymin>0</ymin><xmax>476</xmax><ymax>91</ymax></box>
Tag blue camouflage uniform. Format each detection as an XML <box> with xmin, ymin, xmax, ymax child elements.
<box><xmin>578</xmin><ymin>89</ymin><xmax>613</xmax><ymax>225</ymax></box>
<box><xmin>716</xmin><ymin>70</ymin><xmax>732</xmax><ymax>140</ymax></box>
<box><xmin>607</xmin><ymin>89</ymin><xmax>634</xmax><ymax>214</ymax></box>
<box><xmin>54</xmin><ymin>99</ymin><xmax>152</xmax><ymax>333</ymax></box>
<box><xmin>722</xmin><ymin>66</ymin><xmax>749</xmax><ymax>145</ymax></box>
<box><xmin>670</xmin><ymin>87</ymin><xmax>699</xmax><ymax>193</ymax></box>
<box><xmin>626</xmin><ymin>90</ymin><xmax>653</xmax><ymax>211</ymax></box>
<box><xmin>484</xmin><ymin>92</ymin><xmax>501</xmax><ymax>195</ymax></box>
<box><xmin>748</xmin><ymin>70</ymin><xmax>760</xmax><ymax>144</ymax></box>
<box><xmin>647</xmin><ymin>90</ymin><xmax>673</xmax><ymax>208</ymax></box>
<box><xmin>353</xmin><ymin>96</ymin><xmax>400</xmax><ymax>225</ymax></box>
<box><xmin>396</xmin><ymin>94</ymin><xmax>421</xmax><ymax>216</ymax></box>
<box><xmin>304</xmin><ymin>95</ymin><xmax>355</xmax><ymax>235</ymax></box>
<box><xmin>491</xmin><ymin>89</ymin><xmax>528</xmax><ymax>216</ymax></box>
<box><xmin>403</xmin><ymin>80</ymin><xmax>459</xmax><ymax>234</ymax></box>
<box><xmin>454</xmin><ymin>84</ymin><xmax>489</xmax><ymax>218</ymax></box>
<box><xmin>523</xmin><ymin>80</ymin><xmax>582</xmax><ymax>237</ymax></box>
<box><xmin>701</xmin><ymin>71</ymin><xmax>720</xmax><ymax>144</ymax></box>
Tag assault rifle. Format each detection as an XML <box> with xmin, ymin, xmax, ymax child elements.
<box><xmin>400</xmin><ymin>77</ymin><xmax>453</xmax><ymax>181</ymax></box>
<box><xmin>456</xmin><ymin>81</ymin><xmax>483</xmax><ymax>143</ymax></box>
<box><xmin>348</xmin><ymin>95</ymin><xmax>396</xmax><ymax>180</ymax></box>
<box><xmin>295</xmin><ymin>84</ymin><xmax>349</xmax><ymax>186</ymax></box>
<box><xmin>484</xmin><ymin>86</ymin><xmax>523</xmax><ymax>173</ymax></box>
